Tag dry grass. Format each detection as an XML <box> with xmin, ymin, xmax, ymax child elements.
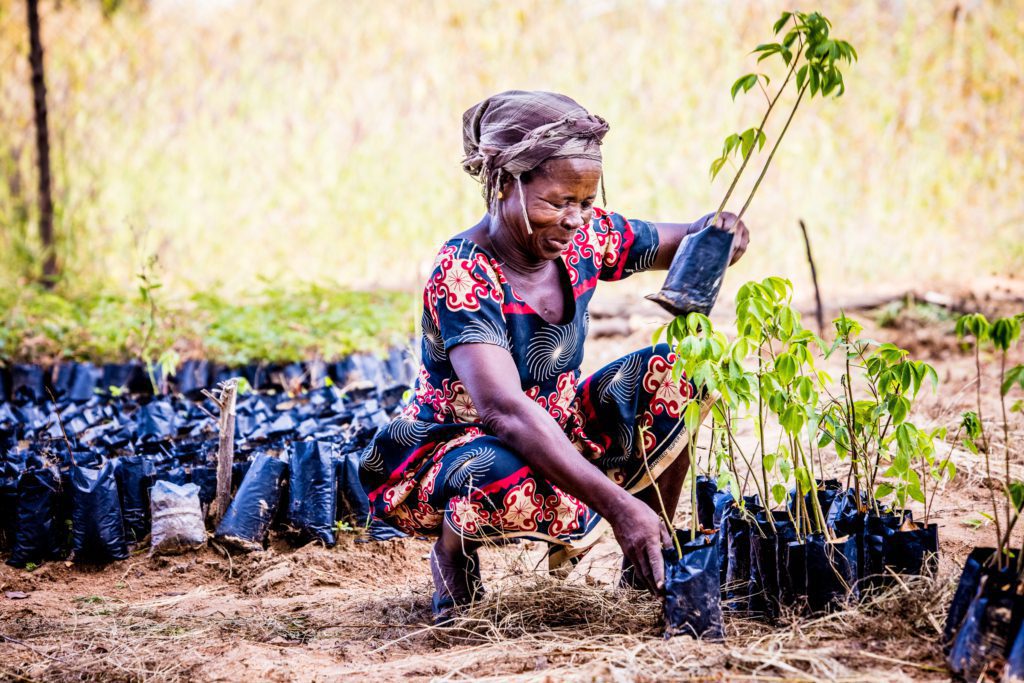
<box><xmin>0</xmin><ymin>545</ymin><xmax>956</xmax><ymax>682</ymax></box>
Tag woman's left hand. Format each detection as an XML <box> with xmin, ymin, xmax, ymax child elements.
<box><xmin>712</xmin><ymin>212</ymin><xmax>750</xmax><ymax>265</ymax></box>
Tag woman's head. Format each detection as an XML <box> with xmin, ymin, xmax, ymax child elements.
<box><xmin>461</xmin><ymin>90</ymin><xmax>608</xmax><ymax>260</ymax></box>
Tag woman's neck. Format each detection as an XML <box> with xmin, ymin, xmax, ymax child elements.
<box><xmin>483</xmin><ymin>213</ymin><xmax>549</xmax><ymax>277</ymax></box>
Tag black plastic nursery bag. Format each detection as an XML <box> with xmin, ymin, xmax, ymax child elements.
<box><xmin>116</xmin><ymin>454</ymin><xmax>156</xmax><ymax>544</ymax></box>
<box><xmin>947</xmin><ymin>569</ymin><xmax>1019</xmax><ymax>681</ymax></box>
<box><xmin>646</xmin><ymin>217</ymin><xmax>734</xmax><ymax>317</ymax></box>
<box><xmin>214</xmin><ymin>453</ymin><xmax>287</xmax><ymax>552</ymax></box>
<box><xmin>747</xmin><ymin>511</ymin><xmax>797</xmax><ymax>621</ymax></box>
<box><xmin>784</xmin><ymin>533</ymin><xmax>858</xmax><ymax>614</ymax></box>
<box><xmin>663</xmin><ymin>530</ymin><xmax>725</xmax><ymax>641</ymax></box>
<box><xmin>1002</xmin><ymin>609</ymin><xmax>1024</xmax><ymax>682</ymax></box>
<box><xmin>7</xmin><ymin>464</ymin><xmax>64</xmax><ymax>567</ymax></box>
<box><xmin>71</xmin><ymin>459</ymin><xmax>129</xmax><ymax>563</ymax></box>
<box><xmin>944</xmin><ymin>548</ymin><xmax>999</xmax><ymax>651</ymax></box>
<box><xmin>695</xmin><ymin>475</ymin><xmax>717</xmax><ymax>531</ymax></box>
<box><xmin>288</xmin><ymin>440</ymin><xmax>337</xmax><ymax>547</ymax></box>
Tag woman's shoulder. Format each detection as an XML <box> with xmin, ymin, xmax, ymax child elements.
<box><xmin>426</xmin><ymin>235</ymin><xmax>507</xmax><ymax>311</ymax></box>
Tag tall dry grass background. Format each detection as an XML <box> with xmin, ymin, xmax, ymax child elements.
<box><xmin>0</xmin><ymin>0</ymin><xmax>1021</xmax><ymax>303</ymax></box>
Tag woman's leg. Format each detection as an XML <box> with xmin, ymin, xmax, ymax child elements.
<box><xmin>430</xmin><ymin>524</ymin><xmax>482</xmax><ymax>617</ymax></box>
<box><xmin>422</xmin><ymin>435</ymin><xmax>605</xmax><ymax>617</ymax></box>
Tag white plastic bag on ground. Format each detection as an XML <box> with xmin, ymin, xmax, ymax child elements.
<box><xmin>150</xmin><ymin>480</ymin><xmax>207</xmax><ymax>555</ymax></box>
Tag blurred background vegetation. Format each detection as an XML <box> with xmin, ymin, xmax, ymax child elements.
<box><xmin>0</xmin><ymin>0</ymin><xmax>1021</xmax><ymax>362</ymax></box>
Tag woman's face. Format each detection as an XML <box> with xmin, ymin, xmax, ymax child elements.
<box><xmin>498</xmin><ymin>157</ymin><xmax>601</xmax><ymax>261</ymax></box>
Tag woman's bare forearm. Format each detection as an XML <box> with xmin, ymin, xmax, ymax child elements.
<box><xmin>480</xmin><ymin>396</ymin><xmax>633</xmax><ymax>521</ymax></box>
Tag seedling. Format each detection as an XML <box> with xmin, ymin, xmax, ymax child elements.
<box><xmin>709</xmin><ymin>11</ymin><xmax>857</xmax><ymax>228</ymax></box>
<box><xmin>955</xmin><ymin>312</ymin><xmax>1024</xmax><ymax>571</ymax></box>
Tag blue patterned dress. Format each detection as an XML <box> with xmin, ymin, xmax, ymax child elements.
<box><xmin>360</xmin><ymin>208</ymin><xmax>708</xmax><ymax>550</ymax></box>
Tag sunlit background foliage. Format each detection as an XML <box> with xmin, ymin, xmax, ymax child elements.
<box><xmin>0</xmin><ymin>0</ymin><xmax>1021</xmax><ymax>359</ymax></box>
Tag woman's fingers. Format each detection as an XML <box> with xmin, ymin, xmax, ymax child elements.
<box><xmin>660</xmin><ymin>522</ymin><xmax>674</xmax><ymax>549</ymax></box>
<box><xmin>648</xmin><ymin>541</ymin><xmax>666</xmax><ymax>594</ymax></box>
<box><xmin>715</xmin><ymin>211</ymin><xmax>750</xmax><ymax>265</ymax></box>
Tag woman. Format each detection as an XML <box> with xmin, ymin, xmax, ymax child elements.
<box><xmin>360</xmin><ymin>90</ymin><xmax>749</xmax><ymax>620</ymax></box>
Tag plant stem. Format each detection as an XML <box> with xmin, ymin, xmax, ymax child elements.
<box><xmin>1001</xmin><ymin>351</ymin><xmax>1011</xmax><ymax>527</ymax></box>
<box><xmin>737</xmin><ymin>82</ymin><xmax>809</xmax><ymax>223</ymax></box>
<box><xmin>925</xmin><ymin>426</ymin><xmax>961</xmax><ymax>524</ymax></box>
<box><xmin>638</xmin><ymin>426</ymin><xmax>683</xmax><ymax>557</ymax></box>
<box><xmin>711</xmin><ymin>36</ymin><xmax>803</xmax><ymax>228</ymax></box>
<box><xmin>757</xmin><ymin>350</ymin><xmax>771</xmax><ymax>511</ymax></box>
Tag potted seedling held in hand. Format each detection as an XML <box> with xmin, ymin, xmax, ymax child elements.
<box><xmin>648</xmin><ymin>11</ymin><xmax>857</xmax><ymax>317</ymax></box>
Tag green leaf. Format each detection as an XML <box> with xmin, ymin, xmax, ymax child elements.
<box><xmin>874</xmin><ymin>483</ymin><xmax>894</xmax><ymax>499</ymax></box>
<box><xmin>771</xmin><ymin>483</ymin><xmax>788</xmax><ymax>504</ymax></box>
<box><xmin>684</xmin><ymin>399</ymin><xmax>701</xmax><ymax>434</ymax></box>
<box><xmin>1011</xmin><ymin>481</ymin><xmax>1024</xmax><ymax>513</ymax></box>
<box><xmin>773</xmin><ymin>11</ymin><xmax>792</xmax><ymax>34</ymax></box>
<box><xmin>731</xmin><ymin>73</ymin><xmax>759</xmax><ymax>100</ymax></box>
<box><xmin>796</xmin><ymin>64</ymin><xmax>808</xmax><ymax>90</ymax></box>
<box><xmin>908</xmin><ymin>484</ymin><xmax>925</xmax><ymax>505</ymax></box>
<box><xmin>1002</xmin><ymin>365</ymin><xmax>1024</xmax><ymax>397</ymax></box>
<box><xmin>740</xmin><ymin>128</ymin><xmax>756</xmax><ymax>159</ymax></box>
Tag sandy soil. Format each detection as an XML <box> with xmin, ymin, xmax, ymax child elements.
<box><xmin>2</xmin><ymin>288</ymin><xmax>1023</xmax><ymax>682</ymax></box>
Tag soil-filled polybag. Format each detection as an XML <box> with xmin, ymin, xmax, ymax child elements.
<box><xmin>948</xmin><ymin>569</ymin><xmax>1020</xmax><ymax>681</ymax></box>
<box><xmin>287</xmin><ymin>440</ymin><xmax>337</xmax><ymax>547</ymax></box>
<box><xmin>0</xmin><ymin>462</ymin><xmax>21</xmax><ymax>550</ymax></box>
<box><xmin>944</xmin><ymin>548</ymin><xmax>999</xmax><ymax>651</ymax></box>
<box><xmin>339</xmin><ymin>449</ymin><xmax>406</xmax><ymax>541</ymax></box>
<box><xmin>136</xmin><ymin>399</ymin><xmax>177</xmax><ymax>442</ymax></box>
<box><xmin>883</xmin><ymin>520</ymin><xmax>938</xmax><ymax>576</ymax></box>
<box><xmin>663</xmin><ymin>529</ymin><xmax>724</xmax><ymax>641</ymax></box>
<box><xmin>861</xmin><ymin>512</ymin><xmax>928</xmax><ymax>587</ymax></box>
<box><xmin>646</xmin><ymin>216</ymin><xmax>734</xmax><ymax>317</ymax></box>
<box><xmin>214</xmin><ymin>453</ymin><xmax>287</xmax><ymax>552</ymax></box>
<box><xmin>116</xmin><ymin>454</ymin><xmax>156</xmax><ymax>544</ymax></box>
<box><xmin>720</xmin><ymin>496</ymin><xmax>762</xmax><ymax>608</ymax></box>
<box><xmin>150</xmin><ymin>480</ymin><xmax>206</xmax><ymax>555</ymax></box>
<box><xmin>11</xmin><ymin>364</ymin><xmax>46</xmax><ymax>403</ymax></box>
<box><xmin>7</xmin><ymin>464</ymin><xmax>65</xmax><ymax>567</ymax></box>
<box><xmin>784</xmin><ymin>533</ymin><xmax>858</xmax><ymax>614</ymax></box>
<box><xmin>695</xmin><ymin>475</ymin><xmax>717</xmax><ymax>531</ymax></box>
<box><xmin>174</xmin><ymin>360</ymin><xmax>211</xmax><ymax>396</ymax></box>
<box><xmin>1002</xmin><ymin>611</ymin><xmax>1024</xmax><ymax>682</ymax></box>
<box><xmin>748</xmin><ymin>511</ymin><xmax>797</xmax><ymax>621</ymax></box>
<box><xmin>188</xmin><ymin>464</ymin><xmax>218</xmax><ymax>510</ymax></box>
<box><xmin>71</xmin><ymin>459</ymin><xmax>129</xmax><ymax>563</ymax></box>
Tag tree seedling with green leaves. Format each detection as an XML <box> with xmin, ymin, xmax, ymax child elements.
<box><xmin>819</xmin><ymin>313</ymin><xmax>943</xmax><ymax>519</ymax></box>
<box><xmin>955</xmin><ymin>312</ymin><xmax>1024</xmax><ymax>571</ymax></box>
<box><xmin>709</xmin><ymin>10</ymin><xmax>857</xmax><ymax>228</ymax></box>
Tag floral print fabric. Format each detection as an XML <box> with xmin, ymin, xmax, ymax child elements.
<box><xmin>360</xmin><ymin>209</ymin><xmax>700</xmax><ymax>546</ymax></box>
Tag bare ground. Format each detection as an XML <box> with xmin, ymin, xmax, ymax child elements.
<box><xmin>2</xmin><ymin>285</ymin><xmax>1023</xmax><ymax>682</ymax></box>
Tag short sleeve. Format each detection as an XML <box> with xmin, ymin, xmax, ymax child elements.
<box><xmin>595</xmin><ymin>209</ymin><xmax>661</xmax><ymax>281</ymax></box>
<box><xmin>426</xmin><ymin>245</ymin><xmax>511</xmax><ymax>352</ymax></box>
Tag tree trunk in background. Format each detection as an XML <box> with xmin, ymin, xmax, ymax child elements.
<box><xmin>26</xmin><ymin>0</ymin><xmax>57</xmax><ymax>286</ymax></box>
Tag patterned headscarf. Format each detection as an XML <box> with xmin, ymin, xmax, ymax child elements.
<box><xmin>462</xmin><ymin>90</ymin><xmax>609</xmax><ymax>223</ymax></box>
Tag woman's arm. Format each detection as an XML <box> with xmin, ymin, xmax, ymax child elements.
<box><xmin>449</xmin><ymin>342</ymin><xmax>672</xmax><ymax>593</ymax></box>
<box><xmin>651</xmin><ymin>211</ymin><xmax>750</xmax><ymax>270</ymax></box>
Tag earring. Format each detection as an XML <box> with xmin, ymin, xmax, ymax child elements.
<box><xmin>498</xmin><ymin>190</ymin><xmax>504</xmax><ymax>199</ymax></box>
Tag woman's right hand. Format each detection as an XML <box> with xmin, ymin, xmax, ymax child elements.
<box><xmin>608</xmin><ymin>495</ymin><xmax>674</xmax><ymax>595</ymax></box>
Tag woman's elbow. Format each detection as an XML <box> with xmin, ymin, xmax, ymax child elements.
<box><xmin>478</xmin><ymin>399</ymin><xmax>528</xmax><ymax>439</ymax></box>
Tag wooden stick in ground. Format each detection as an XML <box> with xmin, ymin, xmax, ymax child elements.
<box><xmin>798</xmin><ymin>219</ymin><xmax>825</xmax><ymax>337</ymax></box>
<box><xmin>26</xmin><ymin>0</ymin><xmax>57</xmax><ymax>286</ymax></box>
<box><xmin>203</xmin><ymin>379</ymin><xmax>238</xmax><ymax>525</ymax></box>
